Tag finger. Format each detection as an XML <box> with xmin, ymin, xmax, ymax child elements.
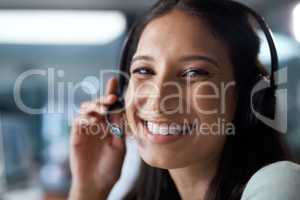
<box><xmin>109</xmin><ymin>111</ymin><xmax>126</xmax><ymax>126</ymax></box>
<box><xmin>105</xmin><ymin>77</ymin><xmax>118</xmax><ymax>96</ymax></box>
<box><xmin>71</xmin><ymin>115</ymin><xmax>107</xmax><ymax>141</ymax></box>
<box><xmin>110</xmin><ymin>133</ymin><xmax>126</xmax><ymax>152</ymax></box>
<box><xmin>72</xmin><ymin>115</ymin><xmax>89</xmax><ymax>129</ymax></box>
<box><xmin>71</xmin><ymin>116</ymin><xmax>90</xmax><ymax>145</ymax></box>
<box><xmin>95</xmin><ymin>94</ymin><xmax>118</xmax><ymax>106</ymax></box>
<box><xmin>72</xmin><ymin>115</ymin><xmax>95</xmax><ymax>136</ymax></box>
<box><xmin>80</xmin><ymin>103</ymin><xmax>108</xmax><ymax>117</ymax></box>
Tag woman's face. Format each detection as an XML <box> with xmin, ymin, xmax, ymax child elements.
<box><xmin>124</xmin><ymin>10</ymin><xmax>237</xmax><ymax>169</ymax></box>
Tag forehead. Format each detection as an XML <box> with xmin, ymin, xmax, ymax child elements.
<box><xmin>136</xmin><ymin>9</ymin><xmax>228</xmax><ymax>59</ymax></box>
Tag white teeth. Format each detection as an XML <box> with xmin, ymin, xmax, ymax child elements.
<box><xmin>169</xmin><ymin>123</ymin><xmax>182</xmax><ymax>135</ymax></box>
<box><xmin>146</xmin><ymin>121</ymin><xmax>188</xmax><ymax>135</ymax></box>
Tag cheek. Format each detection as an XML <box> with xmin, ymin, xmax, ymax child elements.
<box><xmin>125</xmin><ymin>79</ymin><xmax>146</xmax><ymax>105</ymax></box>
<box><xmin>190</xmin><ymin>81</ymin><xmax>236</xmax><ymax>133</ymax></box>
<box><xmin>125</xmin><ymin>79</ymin><xmax>143</xmax><ymax>110</ymax></box>
<box><xmin>124</xmin><ymin>79</ymin><xmax>148</xmax><ymax>136</ymax></box>
<box><xmin>124</xmin><ymin>81</ymin><xmax>137</xmax><ymax>132</ymax></box>
<box><xmin>125</xmin><ymin>79</ymin><xmax>157</xmax><ymax>117</ymax></box>
<box><xmin>190</xmin><ymin>82</ymin><xmax>221</xmax><ymax>123</ymax></box>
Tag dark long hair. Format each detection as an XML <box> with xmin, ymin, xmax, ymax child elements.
<box><xmin>117</xmin><ymin>0</ymin><xmax>292</xmax><ymax>199</ymax></box>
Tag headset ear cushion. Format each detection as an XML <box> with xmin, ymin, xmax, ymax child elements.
<box><xmin>250</xmin><ymin>75</ymin><xmax>276</xmax><ymax>124</ymax></box>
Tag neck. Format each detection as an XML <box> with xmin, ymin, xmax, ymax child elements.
<box><xmin>168</xmin><ymin>159</ymin><xmax>219</xmax><ymax>200</ymax></box>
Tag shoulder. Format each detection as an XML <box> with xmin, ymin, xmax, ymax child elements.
<box><xmin>241</xmin><ymin>161</ymin><xmax>300</xmax><ymax>200</ymax></box>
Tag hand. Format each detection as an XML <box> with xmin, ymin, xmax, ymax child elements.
<box><xmin>68</xmin><ymin>77</ymin><xmax>126</xmax><ymax>200</ymax></box>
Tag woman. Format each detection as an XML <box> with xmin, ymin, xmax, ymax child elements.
<box><xmin>68</xmin><ymin>0</ymin><xmax>300</xmax><ymax>199</ymax></box>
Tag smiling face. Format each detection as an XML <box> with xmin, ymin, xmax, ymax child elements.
<box><xmin>124</xmin><ymin>10</ymin><xmax>237</xmax><ymax>169</ymax></box>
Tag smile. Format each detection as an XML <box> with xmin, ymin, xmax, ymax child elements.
<box><xmin>140</xmin><ymin>119</ymin><xmax>197</xmax><ymax>136</ymax></box>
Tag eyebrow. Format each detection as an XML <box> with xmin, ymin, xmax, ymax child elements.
<box><xmin>131</xmin><ymin>54</ymin><xmax>219</xmax><ymax>68</ymax></box>
<box><xmin>179</xmin><ymin>55</ymin><xmax>220</xmax><ymax>68</ymax></box>
<box><xmin>131</xmin><ymin>55</ymin><xmax>154</xmax><ymax>64</ymax></box>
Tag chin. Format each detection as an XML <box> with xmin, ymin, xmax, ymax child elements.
<box><xmin>139</xmin><ymin>148</ymin><xmax>189</xmax><ymax>169</ymax></box>
<box><xmin>142</xmin><ymin>157</ymin><xmax>182</xmax><ymax>169</ymax></box>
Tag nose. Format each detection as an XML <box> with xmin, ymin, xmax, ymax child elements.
<box><xmin>142</xmin><ymin>76</ymin><xmax>182</xmax><ymax>115</ymax></box>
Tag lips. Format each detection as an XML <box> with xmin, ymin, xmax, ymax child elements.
<box><xmin>147</xmin><ymin>121</ymin><xmax>181</xmax><ymax>135</ymax></box>
<box><xmin>139</xmin><ymin>118</ymin><xmax>196</xmax><ymax>136</ymax></box>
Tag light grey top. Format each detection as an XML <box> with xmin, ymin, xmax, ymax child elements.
<box><xmin>241</xmin><ymin>161</ymin><xmax>300</xmax><ymax>200</ymax></box>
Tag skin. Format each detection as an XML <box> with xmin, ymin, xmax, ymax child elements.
<box><xmin>69</xmin><ymin>78</ymin><xmax>126</xmax><ymax>200</ymax></box>
<box><xmin>125</xmin><ymin>10</ymin><xmax>236</xmax><ymax>199</ymax></box>
<box><xmin>69</xmin><ymin>9</ymin><xmax>237</xmax><ymax>200</ymax></box>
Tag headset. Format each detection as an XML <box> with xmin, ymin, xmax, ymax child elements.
<box><xmin>105</xmin><ymin>0</ymin><xmax>280</xmax><ymax>138</ymax></box>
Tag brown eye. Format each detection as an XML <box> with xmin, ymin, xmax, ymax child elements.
<box><xmin>131</xmin><ymin>67</ymin><xmax>155</xmax><ymax>76</ymax></box>
<box><xmin>182</xmin><ymin>68</ymin><xmax>210</xmax><ymax>78</ymax></box>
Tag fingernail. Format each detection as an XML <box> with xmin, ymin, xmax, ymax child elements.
<box><xmin>100</xmin><ymin>106</ymin><xmax>108</xmax><ymax>115</ymax></box>
<box><xmin>107</xmin><ymin>94</ymin><xmax>116</xmax><ymax>101</ymax></box>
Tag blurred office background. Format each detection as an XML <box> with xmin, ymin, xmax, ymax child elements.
<box><xmin>0</xmin><ymin>0</ymin><xmax>299</xmax><ymax>199</ymax></box>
